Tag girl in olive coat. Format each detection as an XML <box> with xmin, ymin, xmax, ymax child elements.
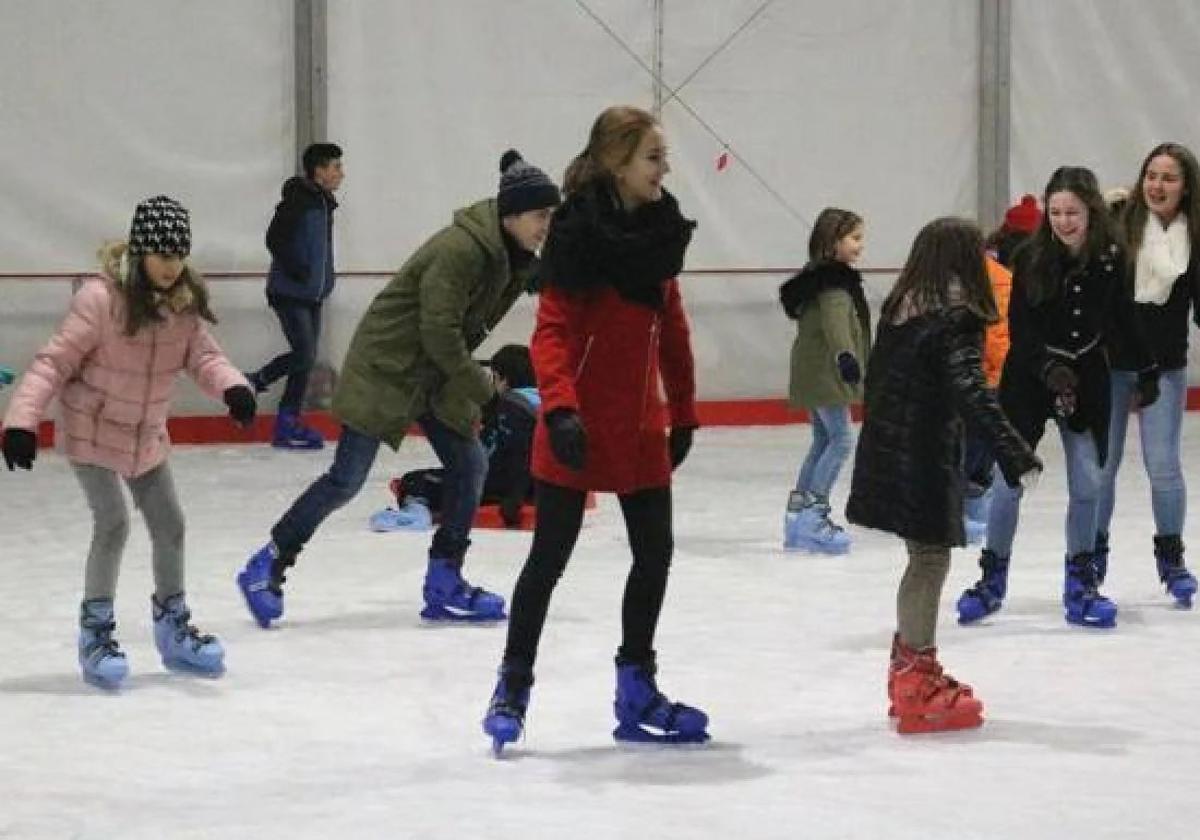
<box><xmin>778</xmin><ymin>208</ymin><xmax>870</xmax><ymax>553</ymax></box>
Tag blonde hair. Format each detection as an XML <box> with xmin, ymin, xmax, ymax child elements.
<box><xmin>562</xmin><ymin>105</ymin><xmax>659</xmax><ymax>194</ymax></box>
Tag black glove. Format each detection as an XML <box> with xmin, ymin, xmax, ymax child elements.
<box><xmin>223</xmin><ymin>385</ymin><xmax>257</xmax><ymax>428</ymax></box>
<box><xmin>2</xmin><ymin>428</ymin><xmax>37</xmax><ymax>471</ymax></box>
<box><xmin>669</xmin><ymin>426</ymin><xmax>695</xmax><ymax>469</ymax></box>
<box><xmin>836</xmin><ymin>351</ymin><xmax>862</xmax><ymax>385</ymax></box>
<box><xmin>499</xmin><ymin>495</ymin><xmax>524</xmax><ymax>528</ymax></box>
<box><xmin>1044</xmin><ymin>363</ymin><xmax>1078</xmax><ymax>419</ymax></box>
<box><xmin>545</xmin><ymin>409</ymin><xmax>587</xmax><ymax>471</ymax></box>
<box><xmin>1136</xmin><ymin>370</ymin><xmax>1160</xmax><ymax>409</ymax></box>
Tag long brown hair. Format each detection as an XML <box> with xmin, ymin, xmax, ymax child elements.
<box><xmin>99</xmin><ymin>242</ymin><xmax>216</xmax><ymax>336</ymax></box>
<box><xmin>562</xmin><ymin>106</ymin><xmax>658</xmax><ymax>195</ymax></box>
<box><xmin>1122</xmin><ymin>142</ymin><xmax>1200</xmax><ymax>256</ymax></box>
<box><xmin>1021</xmin><ymin>166</ymin><xmax>1119</xmax><ymax>305</ymax></box>
<box><xmin>881</xmin><ymin>217</ymin><xmax>997</xmax><ymax>324</ymax></box>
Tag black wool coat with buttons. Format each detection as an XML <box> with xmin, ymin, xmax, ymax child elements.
<box><xmin>999</xmin><ymin>242</ymin><xmax>1155</xmax><ymax>465</ymax></box>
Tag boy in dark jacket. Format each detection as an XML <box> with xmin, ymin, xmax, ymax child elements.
<box><xmin>247</xmin><ymin>142</ymin><xmax>343</xmax><ymax>449</ymax></box>
<box><xmin>373</xmin><ymin>344</ymin><xmax>540</xmax><ymax>530</ymax></box>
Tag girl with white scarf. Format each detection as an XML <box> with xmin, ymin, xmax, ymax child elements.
<box><xmin>1097</xmin><ymin>143</ymin><xmax>1200</xmax><ymax>608</ymax></box>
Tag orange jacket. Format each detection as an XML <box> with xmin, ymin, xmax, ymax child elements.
<box><xmin>983</xmin><ymin>256</ymin><xmax>1012</xmax><ymax>388</ymax></box>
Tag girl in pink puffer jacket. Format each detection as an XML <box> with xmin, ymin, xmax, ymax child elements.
<box><xmin>1</xmin><ymin>196</ymin><xmax>257</xmax><ymax>688</ymax></box>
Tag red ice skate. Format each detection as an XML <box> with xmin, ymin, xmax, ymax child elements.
<box><xmin>885</xmin><ymin>633</ymin><xmax>974</xmax><ymax>717</ymax></box>
<box><xmin>888</xmin><ymin>638</ymin><xmax>982</xmax><ymax>734</ymax></box>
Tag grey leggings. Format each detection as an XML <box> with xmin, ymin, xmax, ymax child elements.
<box><xmin>897</xmin><ymin>540</ymin><xmax>951</xmax><ymax>650</ymax></box>
<box><xmin>72</xmin><ymin>462</ymin><xmax>186</xmax><ymax>601</ymax></box>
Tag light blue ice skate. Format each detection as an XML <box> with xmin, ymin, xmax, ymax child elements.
<box><xmin>153</xmin><ymin>594</ymin><xmax>225</xmax><ymax>676</ymax></box>
<box><xmin>78</xmin><ymin>599</ymin><xmax>129</xmax><ymax>689</ymax></box>
<box><xmin>368</xmin><ymin>500</ymin><xmax>433</xmax><ymax>532</ymax></box>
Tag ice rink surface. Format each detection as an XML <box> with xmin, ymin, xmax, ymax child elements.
<box><xmin>1</xmin><ymin>420</ymin><xmax>1197</xmax><ymax>839</ymax></box>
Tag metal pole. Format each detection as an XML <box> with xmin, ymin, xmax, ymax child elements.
<box><xmin>294</xmin><ymin>0</ymin><xmax>328</xmax><ymax>166</ymax></box>
<box><xmin>652</xmin><ymin>0</ymin><xmax>665</xmax><ymax>116</ymax></box>
<box><xmin>978</xmin><ymin>0</ymin><xmax>1012</xmax><ymax>231</ymax></box>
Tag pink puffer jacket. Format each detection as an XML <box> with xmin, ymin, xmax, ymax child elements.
<box><xmin>3</xmin><ymin>276</ymin><xmax>246</xmax><ymax>478</ymax></box>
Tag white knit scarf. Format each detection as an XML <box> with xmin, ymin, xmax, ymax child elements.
<box><xmin>1135</xmin><ymin>213</ymin><xmax>1190</xmax><ymax>304</ymax></box>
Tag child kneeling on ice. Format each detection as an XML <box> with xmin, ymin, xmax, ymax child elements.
<box><xmin>845</xmin><ymin>217</ymin><xmax>1040</xmax><ymax>733</ymax></box>
<box><xmin>373</xmin><ymin>344</ymin><xmax>539</xmax><ymax>531</ymax></box>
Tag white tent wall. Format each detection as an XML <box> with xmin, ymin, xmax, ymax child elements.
<box><xmin>2</xmin><ymin>1</ymin><xmax>1197</xmax><ymax>418</ymax></box>
<box><xmin>655</xmin><ymin>0</ymin><xmax>978</xmax><ymax>397</ymax></box>
<box><xmin>321</xmin><ymin>0</ymin><xmax>655</xmax><ymax>398</ymax></box>
<box><xmin>328</xmin><ymin>0</ymin><xmax>979</xmax><ymax>405</ymax></box>
<box><xmin>1010</xmin><ymin>0</ymin><xmax>1200</xmax><ymax>383</ymax></box>
<box><xmin>0</xmin><ymin>0</ymin><xmax>294</xmax><ymax>416</ymax></box>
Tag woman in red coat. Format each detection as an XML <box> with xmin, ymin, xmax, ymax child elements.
<box><xmin>483</xmin><ymin>106</ymin><xmax>709</xmax><ymax>752</ymax></box>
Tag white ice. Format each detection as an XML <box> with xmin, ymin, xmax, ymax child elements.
<box><xmin>1</xmin><ymin>420</ymin><xmax>1198</xmax><ymax>840</ymax></box>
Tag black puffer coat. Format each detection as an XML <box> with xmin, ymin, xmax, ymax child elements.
<box><xmin>846</xmin><ymin>306</ymin><xmax>1039</xmax><ymax>547</ymax></box>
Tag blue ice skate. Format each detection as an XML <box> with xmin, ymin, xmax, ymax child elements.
<box><xmin>368</xmin><ymin>500</ymin><xmax>433</xmax><ymax>532</ymax></box>
<box><xmin>956</xmin><ymin>549</ymin><xmax>1009</xmax><ymax>624</ymax></box>
<box><xmin>420</xmin><ymin>558</ymin><xmax>506</xmax><ymax>622</ymax></box>
<box><xmin>153</xmin><ymin>594</ymin><xmax>225</xmax><ymax>676</ymax></box>
<box><xmin>1063</xmin><ymin>552</ymin><xmax>1117</xmax><ymax>628</ymax></box>
<box><xmin>613</xmin><ymin>659</ymin><xmax>710</xmax><ymax>745</ymax></box>
<box><xmin>272</xmin><ymin>410</ymin><xmax>324</xmax><ymax>450</ymax></box>
<box><xmin>784</xmin><ymin>500</ymin><xmax>851</xmax><ymax>555</ymax></box>
<box><xmin>483</xmin><ymin>664</ymin><xmax>533</xmax><ymax>756</ymax></box>
<box><xmin>78</xmin><ymin>599</ymin><xmax>129</xmax><ymax>689</ymax></box>
<box><xmin>1154</xmin><ymin>535</ymin><xmax>1197</xmax><ymax>609</ymax></box>
<box><xmin>237</xmin><ymin>543</ymin><xmax>293</xmax><ymax>628</ymax></box>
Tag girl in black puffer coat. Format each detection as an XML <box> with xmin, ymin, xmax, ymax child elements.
<box><xmin>846</xmin><ymin>217</ymin><xmax>1040</xmax><ymax>734</ymax></box>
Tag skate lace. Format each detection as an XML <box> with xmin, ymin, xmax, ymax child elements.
<box><xmin>813</xmin><ymin>513</ymin><xmax>844</xmax><ymax>537</ymax></box>
<box><xmin>490</xmin><ymin>677</ymin><xmax>531</xmax><ymax>720</ymax></box>
<box><xmin>84</xmin><ymin>620</ymin><xmax>121</xmax><ymax>658</ymax></box>
<box><xmin>628</xmin><ymin>671</ymin><xmax>689</xmax><ymax>726</ymax></box>
<box><xmin>1163</xmin><ymin>563</ymin><xmax>1192</xmax><ymax>584</ymax></box>
<box><xmin>909</xmin><ymin>657</ymin><xmax>968</xmax><ymax>702</ymax></box>
<box><xmin>270</xmin><ymin>555</ymin><xmax>297</xmax><ymax>594</ymax></box>
<box><xmin>1067</xmin><ymin>557</ymin><xmax>1101</xmax><ymax>594</ymax></box>
<box><xmin>160</xmin><ymin>605</ymin><xmax>214</xmax><ymax>646</ymax></box>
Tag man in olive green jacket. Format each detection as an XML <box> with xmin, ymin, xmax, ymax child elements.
<box><xmin>238</xmin><ymin>150</ymin><xmax>560</xmax><ymax>627</ymax></box>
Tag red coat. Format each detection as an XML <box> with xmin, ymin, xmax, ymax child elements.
<box><xmin>531</xmin><ymin>279</ymin><xmax>698</xmax><ymax>493</ymax></box>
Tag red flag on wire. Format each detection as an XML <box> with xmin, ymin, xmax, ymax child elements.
<box><xmin>715</xmin><ymin>150</ymin><xmax>730</xmax><ymax>172</ymax></box>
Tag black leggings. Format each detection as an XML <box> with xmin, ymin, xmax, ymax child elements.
<box><xmin>503</xmin><ymin>481</ymin><xmax>673</xmax><ymax>671</ymax></box>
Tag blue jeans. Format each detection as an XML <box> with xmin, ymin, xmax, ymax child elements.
<box><xmin>796</xmin><ymin>404</ymin><xmax>853</xmax><ymax>500</ymax></box>
<box><xmin>1096</xmin><ymin>368</ymin><xmax>1186</xmax><ymax>537</ymax></box>
<box><xmin>985</xmin><ymin>421</ymin><xmax>1103</xmax><ymax>557</ymax></box>
<box><xmin>257</xmin><ymin>299</ymin><xmax>323</xmax><ymax>412</ymax></box>
<box><xmin>271</xmin><ymin>415</ymin><xmax>487</xmax><ymax>562</ymax></box>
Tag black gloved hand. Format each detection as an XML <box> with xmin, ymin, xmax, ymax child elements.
<box><xmin>1044</xmin><ymin>363</ymin><xmax>1078</xmax><ymax>418</ymax></box>
<box><xmin>499</xmin><ymin>495</ymin><xmax>524</xmax><ymax>528</ymax></box>
<box><xmin>835</xmin><ymin>351</ymin><xmax>862</xmax><ymax>385</ymax></box>
<box><xmin>1136</xmin><ymin>370</ymin><xmax>1160</xmax><ymax>410</ymax></box>
<box><xmin>223</xmin><ymin>385</ymin><xmax>257</xmax><ymax>428</ymax></box>
<box><xmin>545</xmin><ymin>409</ymin><xmax>587</xmax><ymax>471</ymax></box>
<box><xmin>2</xmin><ymin>428</ymin><xmax>37</xmax><ymax>471</ymax></box>
<box><xmin>669</xmin><ymin>426</ymin><xmax>695</xmax><ymax>469</ymax></box>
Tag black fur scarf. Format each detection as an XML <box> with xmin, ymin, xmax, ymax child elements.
<box><xmin>536</xmin><ymin>181</ymin><xmax>696</xmax><ymax>309</ymax></box>
<box><xmin>778</xmin><ymin>259</ymin><xmax>871</xmax><ymax>338</ymax></box>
